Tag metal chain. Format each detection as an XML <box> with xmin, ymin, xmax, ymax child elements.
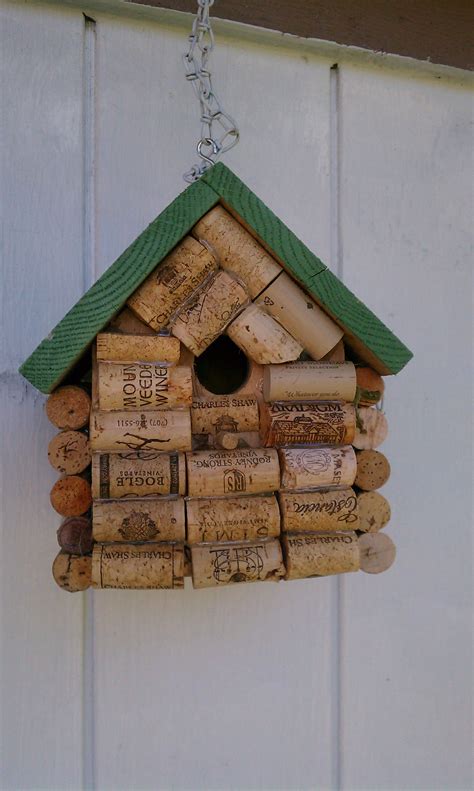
<box><xmin>183</xmin><ymin>0</ymin><xmax>239</xmax><ymax>182</ymax></box>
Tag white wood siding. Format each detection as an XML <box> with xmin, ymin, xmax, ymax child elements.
<box><xmin>1</xmin><ymin>3</ymin><xmax>472</xmax><ymax>789</ymax></box>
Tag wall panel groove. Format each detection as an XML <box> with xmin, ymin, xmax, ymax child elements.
<box><xmin>82</xmin><ymin>13</ymin><xmax>98</xmax><ymax>791</ymax></box>
<box><xmin>329</xmin><ymin>61</ymin><xmax>343</xmax><ymax>791</ymax></box>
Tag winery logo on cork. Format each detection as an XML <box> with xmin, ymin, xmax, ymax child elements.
<box><xmin>119</xmin><ymin>510</ymin><xmax>159</xmax><ymax>541</ymax></box>
<box><xmin>158</xmin><ymin>260</ymin><xmax>188</xmax><ymax>292</ymax></box>
<box><xmin>214</xmin><ymin>414</ymin><xmax>238</xmax><ymax>433</ymax></box>
<box><xmin>224</xmin><ymin>468</ymin><xmax>246</xmax><ymax>493</ymax></box>
<box><xmin>299</xmin><ymin>449</ymin><xmax>331</xmax><ymax>474</ymax></box>
<box><xmin>292</xmin><ymin>493</ymin><xmax>358</xmax><ymax>523</ymax></box>
<box><xmin>211</xmin><ymin>545</ymin><xmax>265</xmax><ymax>583</ymax></box>
<box><xmin>270</xmin><ymin>403</ymin><xmax>347</xmax><ymax>444</ymax></box>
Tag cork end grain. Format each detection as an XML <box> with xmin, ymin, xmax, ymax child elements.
<box><xmin>359</xmin><ymin>532</ymin><xmax>396</xmax><ymax>574</ymax></box>
<box><xmin>353</xmin><ymin>407</ymin><xmax>388</xmax><ymax>450</ymax></box>
<box><xmin>46</xmin><ymin>386</ymin><xmax>91</xmax><ymax>430</ymax></box>
<box><xmin>357</xmin><ymin>491</ymin><xmax>391</xmax><ymax>532</ymax></box>
<box><xmin>52</xmin><ymin>551</ymin><xmax>92</xmax><ymax>592</ymax></box>
<box><xmin>50</xmin><ymin>476</ymin><xmax>92</xmax><ymax>517</ymax></box>
<box><xmin>48</xmin><ymin>430</ymin><xmax>91</xmax><ymax>475</ymax></box>
<box><xmin>355</xmin><ymin>450</ymin><xmax>391</xmax><ymax>491</ymax></box>
<box><xmin>57</xmin><ymin>517</ymin><xmax>93</xmax><ymax>555</ymax></box>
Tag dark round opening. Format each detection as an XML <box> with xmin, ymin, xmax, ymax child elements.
<box><xmin>194</xmin><ymin>336</ymin><xmax>249</xmax><ymax>395</ymax></box>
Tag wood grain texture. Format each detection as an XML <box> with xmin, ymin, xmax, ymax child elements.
<box><xmin>20</xmin><ymin>177</ymin><xmax>219</xmax><ymax>393</ymax></box>
<box><xmin>306</xmin><ymin>268</ymin><xmax>413</xmax><ymax>374</ymax></box>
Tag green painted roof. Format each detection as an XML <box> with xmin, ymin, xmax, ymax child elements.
<box><xmin>20</xmin><ymin>163</ymin><xmax>412</xmax><ymax>393</ymax></box>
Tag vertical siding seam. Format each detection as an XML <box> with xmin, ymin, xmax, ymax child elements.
<box><xmin>330</xmin><ymin>61</ymin><xmax>343</xmax><ymax>791</ymax></box>
<box><xmin>82</xmin><ymin>13</ymin><xmax>97</xmax><ymax>791</ymax></box>
<box><xmin>83</xmin><ymin>14</ymin><xmax>97</xmax><ymax>293</ymax></box>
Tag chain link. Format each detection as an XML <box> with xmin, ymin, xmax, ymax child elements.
<box><xmin>183</xmin><ymin>0</ymin><xmax>239</xmax><ymax>182</ymax></box>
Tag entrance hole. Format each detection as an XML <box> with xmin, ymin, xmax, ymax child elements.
<box><xmin>194</xmin><ymin>336</ymin><xmax>249</xmax><ymax>395</ymax></box>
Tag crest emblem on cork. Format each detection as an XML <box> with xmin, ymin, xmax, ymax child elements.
<box><xmin>119</xmin><ymin>510</ymin><xmax>159</xmax><ymax>542</ymax></box>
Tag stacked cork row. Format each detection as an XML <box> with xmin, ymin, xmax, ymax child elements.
<box><xmin>46</xmin><ymin>386</ymin><xmax>94</xmax><ymax>592</ymax></box>
<box><xmin>47</xmin><ymin>204</ymin><xmax>395</xmax><ymax>592</ymax></box>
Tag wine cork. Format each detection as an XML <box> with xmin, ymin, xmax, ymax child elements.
<box><xmin>191</xmin><ymin>395</ymin><xmax>260</xmax><ymax>436</ymax></box>
<box><xmin>57</xmin><ymin>517</ymin><xmax>93</xmax><ymax>554</ymax></box>
<box><xmin>243</xmin><ymin>362</ymin><xmax>264</xmax><ymax>403</ymax></box>
<box><xmin>226</xmin><ymin>304</ymin><xmax>303</xmax><ymax>364</ymax></box>
<box><xmin>193</xmin><ymin>206</ymin><xmax>281</xmax><ymax>298</ymax></box>
<box><xmin>191</xmin><ymin>538</ymin><xmax>285</xmax><ymax>588</ymax></box>
<box><xmin>92</xmin><ymin>542</ymin><xmax>184</xmax><ymax>589</ymax></box>
<box><xmin>355</xmin><ymin>450</ymin><xmax>391</xmax><ymax>491</ymax></box>
<box><xmin>357</xmin><ymin>491</ymin><xmax>391</xmax><ymax>532</ymax></box>
<box><xmin>46</xmin><ymin>386</ymin><xmax>91</xmax><ymax>430</ymax></box>
<box><xmin>255</xmin><ymin>272</ymin><xmax>343</xmax><ymax>359</ymax></box>
<box><xmin>279</xmin><ymin>488</ymin><xmax>359</xmax><ymax>532</ymax></box>
<box><xmin>127</xmin><ymin>236</ymin><xmax>217</xmax><ymax>330</ymax></box>
<box><xmin>97</xmin><ymin>363</ymin><xmax>192</xmax><ymax>411</ymax></box>
<box><xmin>48</xmin><ymin>430</ymin><xmax>91</xmax><ymax>475</ymax></box>
<box><xmin>353</xmin><ymin>406</ymin><xmax>388</xmax><ymax>450</ymax></box>
<box><xmin>89</xmin><ymin>409</ymin><xmax>192</xmax><ymax>453</ymax></box>
<box><xmin>171</xmin><ymin>271</ymin><xmax>249</xmax><ymax>356</ymax></box>
<box><xmin>282</xmin><ymin>532</ymin><xmax>360</xmax><ymax>579</ymax></box>
<box><xmin>186</xmin><ymin>447</ymin><xmax>280</xmax><ymax>497</ymax></box>
<box><xmin>279</xmin><ymin>446</ymin><xmax>357</xmax><ymax>490</ymax></box>
<box><xmin>356</xmin><ymin>367</ymin><xmax>385</xmax><ymax>406</ymax></box>
<box><xmin>93</xmin><ymin>497</ymin><xmax>185</xmax><ymax>542</ymax></box>
<box><xmin>96</xmin><ymin>332</ymin><xmax>180</xmax><ymax>364</ymax></box>
<box><xmin>52</xmin><ymin>551</ymin><xmax>92</xmax><ymax>592</ymax></box>
<box><xmin>50</xmin><ymin>476</ymin><xmax>92</xmax><ymax>517</ymax></box>
<box><xmin>261</xmin><ymin>402</ymin><xmax>356</xmax><ymax>446</ymax></box>
<box><xmin>91</xmin><ymin>451</ymin><xmax>186</xmax><ymax>499</ymax></box>
<box><xmin>359</xmin><ymin>532</ymin><xmax>396</xmax><ymax>573</ymax></box>
<box><xmin>186</xmin><ymin>494</ymin><xmax>281</xmax><ymax>544</ymax></box>
<box><xmin>263</xmin><ymin>361</ymin><xmax>357</xmax><ymax>403</ymax></box>
<box><xmin>108</xmin><ymin>307</ymin><xmax>157</xmax><ymax>335</ymax></box>
<box><xmin>322</xmin><ymin>339</ymin><xmax>345</xmax><ymax>362</ymax></box>
<box><xmin>216</xmin><ymin>431</ymin><xmax>239</xmax><ymax>449</ymax></box>
<box><xmin>211</xmin><ymin>431</ymin><xmax>262</xmax><ymax>450</ymax></box>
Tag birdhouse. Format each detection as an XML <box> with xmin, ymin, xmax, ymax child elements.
<box><xmin>20</xmin><ymin>164</ymin><xmax>412</xmax><ymax>592</ymax></box>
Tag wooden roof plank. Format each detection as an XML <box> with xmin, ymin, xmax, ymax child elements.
<box><xmin>20</xmin><ymin>178</ymin><xmax>220</xmax><ymax>393</ymax></box>
<box><xmin>19</xmin><ymin>162</ymin><xmax>412</xmax><ymax>393</ymax></box>
<box><xmin>202</xmin><ymin>164</ymin><xmax>413</xmax><ymax>374</ymax></box>
<box><xmin>308</xmin><ymin>269</ymin><xmax>413</xmax><ymax>374</ymax></box>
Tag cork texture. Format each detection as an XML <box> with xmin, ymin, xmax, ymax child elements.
<box><xmin>20</xmin><ymin>164</ymin><xmax>412</xmax><ymax>394</ymax></box>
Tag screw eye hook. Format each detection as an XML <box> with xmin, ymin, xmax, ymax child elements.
<box><xmin>196</xmin><ymin>137</ymin><xmax>219</xmax><ymax>165</ymax></box>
